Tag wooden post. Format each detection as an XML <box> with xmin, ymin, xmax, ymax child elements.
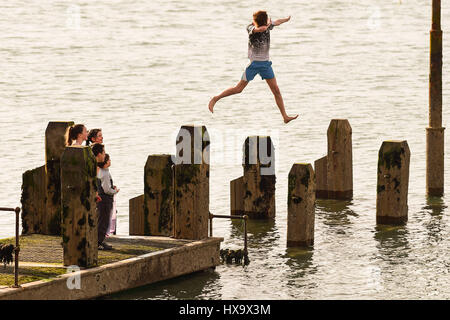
<box><xmin>61</xmin><ymin>146</ymin><xmax>98</xmax><ymax>268</ymax></box>
<box><xmin>129</xmin><ymin>194</ymin><xmax>144</xmax><ymax>235</ymax></box>
<box><xmin>242</xmin><ymin>136</ymin><xmax>276</xmax><ymax>219</ymax></box>
<box><xmin>173</xmin><ymin>125</ymin><xmax>209</xmax><ymax>240</ymax></box>
<box><xmin>314</xmin><ymin>156</ymin><xmax>328</xmax><ymax>198</ymax></box>
<box><xmin>427</xmin><ymin>0</ymin><xmax>445</xmax><ymax>196</ymax></box>
<box><xmin>327</xmin><ymin>119</ymin><xmax>353</xmax><ymax>199</ymax></box>
<box><xmin>230</xmin><ymin>176</ymin><xmax>244</xmax><ymax>215</ymax></box>
<box><xmin>21</xmin><ymin>165</ymin><xmax>46</xmax><ymax>234</ymax></box>
<box><xmin>45</xmin><ymin>121</ymin><xmax>74</xmax><ymax>235</ymax></box>
<box><xmin>376</xmin><ymin>141</ymin><xmax>410</xmax><ymax>225</ymax></box>
<box><xmin>287</xmin><ymin>163</ymin><xmax>315</xmax><ymax>247</ymax></box>
<box><xmin>143</xmin><ymin>155</ymin><xmax>174</xmax><ymax>236</ymax></box>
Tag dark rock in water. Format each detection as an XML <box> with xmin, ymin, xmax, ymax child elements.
<box><xmin>220</xmin><ymin>248</ymin><xmax>249</xmax><ymax>265</ymax></box>
<box><xmin>0</xmin><ymin>244</ymin><xmax>15</xmax><ymax>267</ymax></box>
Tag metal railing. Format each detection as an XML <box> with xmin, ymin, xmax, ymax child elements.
<box><xmin>209</xmin><ymin>213</ymin><xmax>248</xmax><ymax>259</ymax></box>
<box><xmin>0</xmin><ymin>207</ymin><xmax>20</xmax><ymax>288</ymax></box>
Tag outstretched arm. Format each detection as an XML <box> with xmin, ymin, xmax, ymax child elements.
<box><xmin>273</xmin><ymin>16</ymin><xmax>291</xmax><ymax>26</ymax></box>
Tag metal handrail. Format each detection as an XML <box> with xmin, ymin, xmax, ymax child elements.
<box><xmin>209</xmin><ymin>213</ymin><xmax>248</xmax><ymax>258</ymax></box>
<box><xmin>0</xmin><ymin>207</ymin><xmax>20</xmax><ymax>288</ymax></box>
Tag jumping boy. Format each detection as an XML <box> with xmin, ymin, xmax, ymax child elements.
<box><xmin>208</xmin><ymin>11</ymin><xmax>298</xmax><ymax>124</ymax></box>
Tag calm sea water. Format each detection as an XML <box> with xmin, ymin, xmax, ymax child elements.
<box><xmin>1</xmin><ymin>0</ymin><xmax>449</xmax><ymax>299</ymax></box>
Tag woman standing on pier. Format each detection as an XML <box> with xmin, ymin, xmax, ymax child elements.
<box><xmin>86</xmin><ymin>128</ymin><xmax>103</xmax><ymax>146</ymax></box>
<box><xmin>67</xmin><ymin>124</ymin><xmax>88</xmax><ymax>146</ymax></box>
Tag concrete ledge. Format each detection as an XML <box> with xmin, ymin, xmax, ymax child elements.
<box><xmin>0</xmin><ymin>236</ymin><xmax>223</xmax><ymax>300</ymax></box>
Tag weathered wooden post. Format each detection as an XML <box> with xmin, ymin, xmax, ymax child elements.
<box><xmin>327</xmin><ymin>119</ymin><xmax>353</xmax><ymax>199</ymax></box>
<box><xmin>45</xmin><ymin>121</ymin><xmax>74</xmax><ymax>234</ymax></box>
<box><xmin>230</xmin><ymin>176</ymin><xmax>244</xmax><ymax>215</ymax></box>
<box><xmin>242</xmin><ymin>136</ymin><xmax>276</xmax><ymax>219</ymax></box>
<box><xmin>287</xmin><ymin>163</ymin><xmax>315</xmax><ymax>247</ymax></box>
<box><xmin>173</xmin><ymin>125</ymin><xmax>210</xmax><ymax>240</ymax></box>
<box><xmin>314</xmin><ymin>156</ymin><xmax>328</xmax><ymax>198</ymax></box>
<box><xmin>21</xmin><ymin>166</ymin><xmax>47</xmax><ymax>234</ymax></box>
<box><xmin>129</xmin><ymin>194</ymin><xmax>144</xmax><ymax>235</ymax></box>
<box><xmin>376</xmin><ymin>141</ymin><xmax>410</xmax><ymax>225</ymax></box>
<box><xmin>144</xmin><ymin>155</ymin><xmax>174</xmax><ymax>236</ymax></box>
<box><xmin>61</xmin><ymin>146</ymin><xmax>98</xmax><ymax>267</ymax></box>
<box><xmin>315</xmin><ymin>119</ymin><xmax>353</xmax><ymax>199</ymax></box>
<box><xmin>427</xmin><ymin>0</ymin><xmax>445</xmax><ymax>196</ymax></box>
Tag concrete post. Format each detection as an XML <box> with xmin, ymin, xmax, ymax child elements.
<box><xmin>144</xmin><ymin>155</ymin><xmax>174</xmax><ymax>236</ymax></box>
<box><xmin>173</xmin><ymin>125</ymin><xmax>209</xmax><ymax>240</ymax></box>
<box><xmin>287</xmin><ymin>163</ymin><xmax>315</xmax><ymax>247</ymax></box>
<box><xmin>327</xmin><ymin>119</ymin><xmax>353</xmax><ymax>199</ymax></box>
<box><xmin>45</xmin><ymin>121</ymin><xmax>74</xmax><ymax>235</ymax></box>
<box><xmin>129</xmin><ymin>194</ymin><xmax>144</xmax><ymax>235</ymax></box>
<box><xmin>21</xmin><ymin>166</ymin><xmax>46</xmax><ymax>234</ymax></box>
<box><xmin>61</xmin><ymin>146</ymin><xmax>98</xmax><ymax>268</ymax></box>
<box><xmin>376</xmin><ymin>141</ymin><xmax>410</xmax><ymax>225</ymax></box>
<box><xmin>242</xmin><ymin>136</ymin><xmax>276</xmax><ymax>219</ymax></box>
<box><xmin>427</xmin><ymin>0</ymin><xmax>445</xmax><ymax>196</ymax></box>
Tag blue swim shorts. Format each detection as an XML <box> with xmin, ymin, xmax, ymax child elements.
<box><xmin>241</xmin><ymin>61</ymin><xmax>275</xmax><ymax>81</ymax></box>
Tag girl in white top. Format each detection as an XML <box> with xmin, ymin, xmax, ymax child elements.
<box><xmin>98</xmin><ymin>154</ymin><xmax>119</xmax><ymax>236</ymax></box>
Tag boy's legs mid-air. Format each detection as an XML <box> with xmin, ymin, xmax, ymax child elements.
<box><xmin>265</xmin><ymin>77</ymin><xmax>298</xmax><ymax>123</ymax></box>
<box><xmin>208</xmin><ymin>80</ymin><xmax>248</xmax><ymax>113</ymax></box>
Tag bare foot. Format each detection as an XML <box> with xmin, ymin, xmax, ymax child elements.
<box><xmin>284</xmin><ymin>115</ymin><xmax>299</xmax><ymax>124</ymax></box>
<box><xmin>208</xmin><ymin>97</ymin><xmax>217</xmax><ymax>113</ymax></box>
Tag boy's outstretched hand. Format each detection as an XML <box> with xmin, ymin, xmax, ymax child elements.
<box><xmin>273</xmin><ymin>16</ymin><xmax>291</xmax><ymax>26</ymax></box>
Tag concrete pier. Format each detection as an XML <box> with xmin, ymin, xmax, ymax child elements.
<box><xmin>287</xmin><ymin>164</ymin><xmax>315</xmax><ymax>247</ymax></box>
<box><xmin>376</xmin><ymin>140</ymin><xmax>411</xmax><ymax>225</ymax></box>
<box><xmin>60</xmin><ymin>146</ymin><xmax>98</xmax><ymax>267</ymax></box>
<box><xmin>0</xmin><ymin>234</ymin><xmax>222</xmax><ymax>300</ymax></box>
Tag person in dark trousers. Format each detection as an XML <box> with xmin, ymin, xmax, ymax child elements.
<box><xmin>92</xmin><ymin>143</ymin><xmax>113</xmax><ymax>250</ymax></box>
<box><xmin>98</xmin><ymin>154</ymin><xmax>119</xmax><ymax>237</ymax></box>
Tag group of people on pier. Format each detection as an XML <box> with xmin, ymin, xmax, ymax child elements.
<box><xmin>67</xmin><ymin>124</ymin><xmax>119</xmax><ymax>250</ymax></box>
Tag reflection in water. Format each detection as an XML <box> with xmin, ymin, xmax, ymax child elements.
<box><xmin>101</xmin><ymin>269</ymin><xmax>221</xmax><ymax>300</ymax></box>
<box><xmin>423</xmin><ymin>196</ymin><xmax>447</xmax><ymax>216</ymax></box>
<box><xmin>282</xmin><ymin>248</ymin><xmax>318</xmax><ymax>291</ymax></box>
<box><xmin>315</xmin><ymin>199</ymin><xmax>358</xmax><ymax>235</ymax></box>
<box><xmin>373</xmin><ymin>225</ymin><xmax>410</xmax><ymax>261</ymax></box>
<box><xmin>229</xmin><ymin>219</ymin><xmax>278</xmax><ymax>259</ymax></box>
<box><xmin>422</xmin><ymin>196</ymin><xmax>446</xmax><ymax>244</ymax></box>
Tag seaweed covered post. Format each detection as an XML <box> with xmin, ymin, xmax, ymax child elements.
<box><xmin>45</xmin><ymin>121</ymin><xmax>74</xmax><ymax>235</ymax></box>
<box><xmin>242</xmin><ymin>136</ymin><xmax>276</xmax><ymax>219</ymax></box>
<box><xmin>287</xmin><ymin>163</ymin><xmax>315</xmax><ymax>247</ymax></box>
<box><xmin>376</xmin><ymin>140</ymin><xmax>411</xmax><ymax>225</ymax></box>
<box><xmin>173</xmin><ymin>125</ymin><xmax>210</xmax><ymax>240</ymax></box>
<box><xmin>427</xmin><ymin>0</ymin><xmax>445</xmax><ymax>196</ymax></box>
<box><xmin>129</xmin><ymin>194</ymin><xmax>144</xmax><ymax>235</ymax></box>
<box><xmin>61</xmin><ymin>146</ymin><xmax>98</xmax><ymax>268</ymax></box>
<box><xmin>327</xmin><ymin>119</ymin><xmax>353</xmax><ymax>199</ymax></box>
<box><xmin>21</xmin><ymin>165</ymin><xmax>46</xmax><ymax>234</ymax></box>
<box><xmin>143</xmin><ymin>155</ymin><xmax>174</xmax><ymax>236</ymax></box>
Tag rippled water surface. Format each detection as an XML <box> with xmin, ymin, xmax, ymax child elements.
<box><xmin>1</xmin><ymin>0</ymin><xmax>449</xmax><ymax>299</ymax></box>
